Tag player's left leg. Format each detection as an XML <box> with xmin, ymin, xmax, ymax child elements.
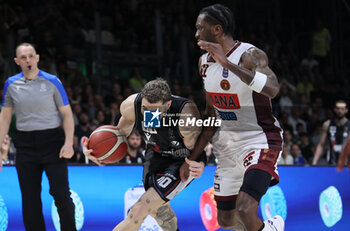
<box><xmin>237</xmin><ymin>188</ymin><xmax>284</xmax><ymax>231</ymax></box>
<box><xmin>236</xmin><ymin>169</ymin><xmax>271</xmax><ymax>231</ymax></box>
<box><xmin>113</xmin><ymin>187</ymin><xmax>165</xmax><ymax>231</ymax></box>
<box><xmin>236</xmin><ymin>148</ymin><xmax>284</xmax><ymax>231</ymax></box>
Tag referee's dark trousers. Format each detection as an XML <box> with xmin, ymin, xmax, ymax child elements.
<box><xmin>14</xmin><ymin>128</ymin><xmax>76</xmax><ymax>231</ymax></box>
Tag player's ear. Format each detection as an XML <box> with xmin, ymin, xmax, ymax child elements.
<box><xmin>213</xmin><ymin>24</ymin><xmax>223</xmax><ymax>36</ymax></box>
<box><xmin>14</xmin><ymin>57</ymin><xmax>19</xmax><ymax>65</ymax></box>
<box><xmin>166</xmin><ymin>100</ymin><xmax>172</xmax><ymax>110</ymax></box>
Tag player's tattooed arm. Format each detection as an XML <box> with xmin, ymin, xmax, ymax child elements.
<box><xmin>197</xmin><ymin>40</ymin><xmax>279</xmax><ymax>98</ymax></box>
<box><xmin>239</xmin><ymin>47</ymin><xmax>280</xmax><ymax>98</ymax></box>
<box><xmin>241</xmin><ymin>47</ymin><xmax>269</xmax><ymax>69</ymax></box>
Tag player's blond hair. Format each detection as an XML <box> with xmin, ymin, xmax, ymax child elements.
<box><xmin>142</xmin><ymin>78</ymin><xmax>171</xmax><ymax>104</ymax></box>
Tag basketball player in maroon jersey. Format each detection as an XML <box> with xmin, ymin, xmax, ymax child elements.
<box><xmin>195</xmin><ymin>4</ymin><xmax>284</xmax><ymax>231</ymax></box>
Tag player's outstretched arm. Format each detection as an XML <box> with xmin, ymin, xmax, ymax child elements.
<box><xmin>197</xmin><ymin>40</ymin><xmax>280</xmax><ymax>98</ymax></box>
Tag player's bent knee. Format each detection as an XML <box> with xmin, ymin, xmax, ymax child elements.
<box><xmin>240</xmin><ymin>168</ymin><xmax>271</xmax><ymax>202</ymax></box>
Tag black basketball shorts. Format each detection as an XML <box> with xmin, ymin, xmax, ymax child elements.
<box><xmin>144</xmin><ymin>160</ymin><xmax>194</xmax><ymax>201</ymax></box>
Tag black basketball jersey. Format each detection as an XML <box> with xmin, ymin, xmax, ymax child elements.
<box><xmin>133</xmin><ymin>93</ymin><xmax>191</xmax><ymax>159</ymax></box>
<box><xmin>327</xmin><ymin>119</ymin><xmax>350</xmax><ymax>164</ymax></box>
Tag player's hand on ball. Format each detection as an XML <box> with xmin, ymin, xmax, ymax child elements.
<box><xmin>185</xmin><ymin>158</ymin><xmax>205</xmax><ymax>178</ymax></box>
<box><xmin>81</xmin><ymin>136</ymin><xmax>104</xmax><ymax>167</ymax></box>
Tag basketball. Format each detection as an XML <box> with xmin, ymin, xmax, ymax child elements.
<box><xmin>88</xmin><ymin>125</ymin><xmax>128</xmax><ymax>163</ymax></box>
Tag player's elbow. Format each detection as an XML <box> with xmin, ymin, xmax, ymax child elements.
<box><xmin>269</xmin><ymin>91</ymin><xmax>279</xmax><ymax>99</ymax></box>
<box><xmin>264</xmin><ymin>85</ymin><xmax>280</xmax><ymax>99</ymax></box>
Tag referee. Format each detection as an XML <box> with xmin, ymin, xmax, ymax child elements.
<box><xmin>0</xmin><ymin>43</ymin><xmax>76</xmax><ymax>231</ymax></box>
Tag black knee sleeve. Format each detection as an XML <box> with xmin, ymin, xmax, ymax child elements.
<box><xmin>240</xmin><ymin>169</ymin><xmax>271</xmax><ymax>202</ymax></box>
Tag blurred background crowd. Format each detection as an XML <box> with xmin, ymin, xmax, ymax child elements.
<box><xmin>0</xmin><ymin>0</ymin><xmax>349</xmax><ymax>166</ymax></box>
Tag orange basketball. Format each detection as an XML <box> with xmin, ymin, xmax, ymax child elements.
<box><xmin>88</xmin><ymin>125</ymin><xmax>128</xmax><ymax>163</ymax></box>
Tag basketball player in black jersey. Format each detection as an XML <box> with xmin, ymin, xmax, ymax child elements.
<box><xmin>313</xmin><ymin>100</ymin><xmax>350</xmax><ymax>165</ymax></box>
<box><xmin>83</xmin><ymin>78</ymin><xmax>216</xmax><ymax>231</ymax></box>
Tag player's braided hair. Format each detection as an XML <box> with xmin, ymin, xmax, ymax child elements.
<box><xmin>200</xmin><ymin>4</ymin><xmax>235</xmax><ymax>37</ymax></box>
<box><xmin>142</xmin><ymin>78</ymin><xmax>171</xmax><ymax>104</ymax></box>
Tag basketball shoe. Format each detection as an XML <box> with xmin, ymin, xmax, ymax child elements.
<box><xmin>263</xmin><ymin>215</ymin><xmax>285</xmax><ymax>231</ymax></box>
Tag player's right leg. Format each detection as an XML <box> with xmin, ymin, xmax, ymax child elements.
<box><xmin>213</xmin><ymin>156</ymin><xmax>246</xmax><ymax>230</ymax></box>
